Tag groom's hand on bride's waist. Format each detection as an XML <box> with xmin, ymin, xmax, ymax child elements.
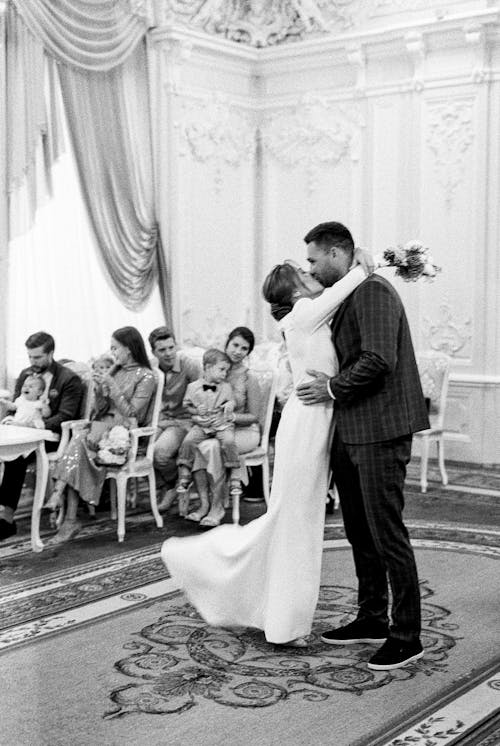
<box><xmin>296</xmin><ymin>370</ymin><xmax>333</xmax><ymax>405</ymax></box>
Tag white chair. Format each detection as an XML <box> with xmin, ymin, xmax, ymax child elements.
<box><xmin>236</xmin><ymin>369</ymin><xmax>278</xmax><ymax>519</ymax></box>
<box><xmin>107</xmin><ymin>369</ymin><xmax>164</xmax><ymax>542</ymax></box>
<box><xmin>414</xmin><ymin>351</ymin><xmax>451</xmax><ymax>493</ymax></box>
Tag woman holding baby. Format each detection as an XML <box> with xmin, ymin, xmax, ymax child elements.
<box><xmin>49</xmin><ymin>326</ymin><xmax>156</xmax><ymax>543</ymax></box>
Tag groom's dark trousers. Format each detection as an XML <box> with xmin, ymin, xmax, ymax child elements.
<box><xmin>332</xmin><ymin>431</ymin><xmax>419</xmax><ymax>642</ymax></box>
<box><xmin>329</xmin><ymin>273</ymin><xmax>429</xmax><ymax>644</ymax></box>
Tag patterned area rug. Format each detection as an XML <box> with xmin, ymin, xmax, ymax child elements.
<box><xmin>0</xmin><ymin>538</ymin><xmax>499</xmax><ymax>746</ymax></box>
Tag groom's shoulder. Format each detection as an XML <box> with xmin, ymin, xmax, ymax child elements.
<box><xmin>353</xmin><ymin>273</ymin><xmax>401</xmax><ymax>302</ymax></box>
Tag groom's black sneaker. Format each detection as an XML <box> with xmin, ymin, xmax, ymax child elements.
<box><xmin>367</xmin><ymin>638</ymin><xmax>423</xmax><ymax>670</ymax></box>
<box><xmin>0</xmin><ymin>519</ymin><xmax>17</xmax><ymax>541</ymax></box>
<box><xmin>320</xmin><ymin>619</ymin><xmax>389</xmax><ymax>645</ymax></box>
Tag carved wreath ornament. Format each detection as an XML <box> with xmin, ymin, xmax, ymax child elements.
<box><xmin>176</xmin><ymin>94</ymin><xmax>256</xmax><ymax>190</ymax></box>
<box><xmin>261</xmin><ymin>95</ymin><xmax>364</xmax><ymax>193</ymax></box>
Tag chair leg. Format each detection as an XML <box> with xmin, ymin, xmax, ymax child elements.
<box><xmin>232</xmin><ymin>487</ymin><xmax>240</xmax><ymax>525</ymax></box>
<box><xmin>420</xmin><ymin>436</ymin><xmax>430</xmax><ymax>493</ymax></box>
<box><xmin>437</xmin><ymin>436</ymin><xmax>448</xmax><ymax>486</ymax></box>
<box><xmin>262</xmin><ymin>459</ymin><xmax>270</xmax><ymax>504</ymax></box>
<box><xmin>148</xmin><ymin>470</ymin><xmax>163</xmax><ymax>529</ymax></box>
<box><xmin>116</xmin><ymin>475</ymin><xmax>128</xmax><ymax>542</ymax></box>
<box><xmin>109</xmin><ymin>479</ymin><xmax>117</xmax><ymax>520</ymax></box>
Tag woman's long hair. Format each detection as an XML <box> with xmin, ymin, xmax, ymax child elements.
<box><xmin>262</xmin><ymin>264</ymin><xmax>300</xmax><ymax>322</ymax></box>
<box><xmin>112</xmin><ymin>326</ymin><xmax>151</xmax><ymax>369</ymax></box>
<box><xmin>225</xmin><ymin>326</ymin><xmax>255</xmax><ymax>355</ymax></box>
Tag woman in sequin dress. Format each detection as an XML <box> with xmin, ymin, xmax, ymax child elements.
<box><xmin>187</xmin><ymin>327</ymin><xmax>262</xmax><ymax>526</ymax></box>
<box><xmin>52</xmin><ymin>327</ymin><xmax>156</xmax><ymax>542</ymax></box>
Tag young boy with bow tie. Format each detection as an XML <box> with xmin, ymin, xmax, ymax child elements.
<box><xmin>176</xmin><ymin>348</ymin><xmax>241</xmax><ymax>515</ymax></box>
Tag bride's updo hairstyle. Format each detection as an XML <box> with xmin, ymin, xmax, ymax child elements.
<box><xmin>262</xmin><ymin>264</ymin><xmax>301</xmax><ymax>322</ymax></box>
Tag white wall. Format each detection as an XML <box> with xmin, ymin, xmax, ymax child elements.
<box><xmin>149</xmin><ymin>4</ymin><xmax>500</xmax><ymax>465</ymax></box>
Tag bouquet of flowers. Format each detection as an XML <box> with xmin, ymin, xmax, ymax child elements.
<box><xmin>96</xmin><ymin>425</ymin><xmax>131</xmax><ymax>466</ymax></box>
<box><xmin>379</xmin><ymin>241</ymin><xmax>441</xmax><ymax>282</ymax></box>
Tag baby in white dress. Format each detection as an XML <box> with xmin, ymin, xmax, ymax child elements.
<box><xmin>0</xmin><ymin>375</ymin><xmax>48</xmax><ymax>429</ymax></box>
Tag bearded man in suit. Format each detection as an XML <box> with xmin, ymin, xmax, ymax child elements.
<box><xmin>297</xmin><ymin>222</ymin><xmax>429</xmax><ymax>671</ymax></box>
<box><xmin>0</xmin><ymin>331</ymin><xmax>83</xmax><ymax>541</ymax></box>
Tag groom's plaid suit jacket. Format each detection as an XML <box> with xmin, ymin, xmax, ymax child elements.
<box><xmin>330</xmin><ymin>274</ymin><xmax>429</xmax><ymax>444</ymax></box>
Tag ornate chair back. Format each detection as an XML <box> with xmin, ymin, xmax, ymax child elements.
<box><xmin>416</xmin><ymin>351</ymin><xmax>451</xmax><ymax>431</ymax></box>
<box><xmin>415</xmin><ymin>350</ymin><xmax>451</xmax><ymax>492</ymax></box>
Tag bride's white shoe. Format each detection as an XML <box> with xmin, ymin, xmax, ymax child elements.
<box><xmin>276</xmin><ymin>637</ymin><xmax>308</xmax><ymax>648</ymax></box>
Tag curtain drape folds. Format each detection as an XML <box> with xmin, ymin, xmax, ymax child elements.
<box><xmin>7</xmin><ymin>0</ymin><xmax>170</xmax><ymax>318</ymax></box>
<box><xmin>11</xmin><ymin>0</ymin><xmax>146</xmax><ymax>71</ymax></box>
<box><xmin>6</xmin><ymin>6</ymin><xmax>63</xmax><ymax>235</ymax></box>
<box><xmin>58</xmin><ymin>41</ymin><xmax>160</xmax><ymax>311</ymax></box>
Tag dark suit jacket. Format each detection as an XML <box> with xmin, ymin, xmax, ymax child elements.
<box><xmin>330</xmin><ymin>274</ymin><xmax>429</xmax><ymax>444</ymax></box>
<box><xmin>14</xmin><ymin>361</ymin><xmax>83</xmax><ymax>434</ymax></box>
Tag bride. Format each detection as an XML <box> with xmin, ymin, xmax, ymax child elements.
<box><xmin>161</xmin><ymin>250</ymin><xmax>373</xmax><ymax>646</ymax></box>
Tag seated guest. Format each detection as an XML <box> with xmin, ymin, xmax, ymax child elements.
<box><xmin>0</xmin><ymin>374</ymin><xmax>50</xmax><ymax>428</ymax></box>
<box><xmin>149</xmin><ymin>327</ymin><xmax>200</xmax><ymax>509</ymax></box>
<box><xmin>177</xmin><ymin>349</ymin><xmax>242</xmax><ymax>522</ymax></box>
<box><xmin>190</xmin><ymin>326</ymin><xmax>262</xmax><ymax>527</ymax></box>
<box><xmin>0</xmin><ymin>331</ymin><xmax>83</xmax><ymax>541</ymax></box>
<box><xmin>45</xmin><ymin>351</ymin><xmax>116</xmax><ymax>513</ymax></box>
<box><xmin>50</xmin><ymin>326</ymin><xmax>156</xmax><ymax>543</ymax></box>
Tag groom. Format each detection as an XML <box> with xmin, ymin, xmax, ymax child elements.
<box><xmin>297</xmin><ymin>221</ymin><xmax>429</xmax><ymax>670</ymax></box>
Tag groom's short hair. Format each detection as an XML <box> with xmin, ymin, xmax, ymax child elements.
<box><xmin>303</xmin><ymin>222</ymin><xmax>354</xmax><ymax>256</ymax></box>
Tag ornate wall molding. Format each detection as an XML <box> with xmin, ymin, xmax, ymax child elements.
<box><xmin>422</xmin><ymin>303</ymin><xmax>472</xmax><ymax>357</ymax></box>
<box><xmin>371</xmin><ymin>0</ymin><xmax>456</xmax><ymax>16</ymax></box>
<box><xmin>464</xmin><ymin>21</ymin><xmax>490</xmax><ymax>84</ymax></box>
<box><xmin>426</xmin><ymin>99</ymin><xmax>475</xmax><ymax>209</ymax></box>
<box><xmin>405</xmin><ymin>30</ymin><xmax>426</xmax><ymax>92</ymax></box>
<box><xmin>154</xmin><ymin>0</ymin><xmax>368</xmax><ymax>47</ymax></box>
<box><xmin>260</xmin><ymin>94</ymin><xmax>365</xmax><ymax>193</ymax></box>
<box><xmin>158</xmin><ymin>37</ymin><xmax>193</xmax><ymax>93</ymax></box>
<box><xmin>175</xmin><ymin>94</ymin><xmax>256</xmax><ymax>191</ymax></box>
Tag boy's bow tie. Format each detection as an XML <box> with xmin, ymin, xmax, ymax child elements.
<box><xmin>202</xmin><ymin>384</ymin><xmax>217</xmax><ymax>391</ymax></box>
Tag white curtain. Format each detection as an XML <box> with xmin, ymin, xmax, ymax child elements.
<box><xmin>6</xmin><ymin>7</ymin><xmax>63</xmax><ymax>238</ymax></box>
<box><xmin>11</xmin><ymin>0</ymin><xmax>146</xmax><ymax>71</ymax></box>
<box><xmin>6</xmin><ymin>137</ymin><xmax>164</xmax><ymax>383</ymax></box>
<box><xmin>57</xmin><ymin>41</ymin><xmax>163</xmax><ymax>311</ymax></box>
<box><xmin>5</xmin><ymin>0</ymin><xmax>170</xmax><ymax>382</ymax></box>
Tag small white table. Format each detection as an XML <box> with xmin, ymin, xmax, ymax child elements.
<box><xmin>0</xmin><ymin>424</ymin><xmax>59</xmax><ymax>552</ymax></box>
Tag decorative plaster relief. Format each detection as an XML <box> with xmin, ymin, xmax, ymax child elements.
<box><xmin>181</xmin><ymin>307</ymin><xmax>249</xmax><ymax>348</ymax></box>
<box><xmin>124</xmin><ymin>0</ymin><xmax>152</xmax><ymax>22</ymax></box>
<box><xmin>426</xmin><ymin>99</ymin><xmax>475</xmax><ymax>209</ymax></box>
<box><xmin>191</xmin><ymin>0</ymin><xmax>330</xmax><ymax>46</ymax></box>
<box><xmin>156</xmin><ymin>0</ymin><xmax>367</xmax><ymax>46</ymax></box>
<box><xmin>422</xmin><ymin>303</ymin><xmax>472</xmax><ymax>357</ymax></box>
<box><xmin>176</xmin><ymin>94</ymin><xmax>256</xmax><ymax>191</ymax></box>
<box><xmin>260</xmin><ymin>94</ymin><xmax>364</xmax><ymax>194</ymax></box>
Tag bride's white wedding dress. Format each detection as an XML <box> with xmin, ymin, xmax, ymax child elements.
<box><xmin>161</xmin><ymin>266</ymin><xmax>366</xmax><ymax>643</ymax></box>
